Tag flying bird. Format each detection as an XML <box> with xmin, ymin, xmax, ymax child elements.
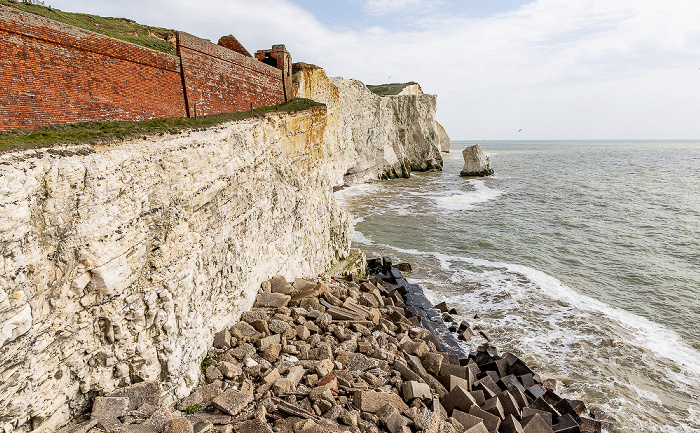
<box><xmin>518</xmin><ymin>129</ymin><xmax>522</xmax><ymax>132</ymax></box>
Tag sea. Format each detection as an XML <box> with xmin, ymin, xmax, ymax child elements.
<box><xmin>335</xmin><ymin>140</ymin><xmax>700</xmax><ymax>433</ymax></box>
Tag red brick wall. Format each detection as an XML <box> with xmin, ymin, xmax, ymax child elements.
<box><xmin>218</xmin><ymin>35</ymin><xmax>251</xmax><ymax>57</ymax></box>
<box><xmin>0</xmin><ymin>6</ymin><xmax>289</xmax><ymax>131</ymax></box>
<box><xmin>255</xmin><ymin>45</ymin><xmax>292</xmax><ymax>102</ymax></box>
<box><xmin>178</xmin><ymin>32</ymin><xmax>285</xmax><ymax>118</ymax></box>
<box><xmin>0</xmin><ymin>5</ymin><xmax>187</xmax><ymax>130</ymax></box>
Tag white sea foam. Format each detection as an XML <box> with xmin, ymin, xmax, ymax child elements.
<box><xmin>369</xmin><ymin>241</ymin><xmax>700</xmax><ymax>384</ymax></box>
<box><xmin>432</xmin><ymin>180</ymin><xmax>503</xmax><ymax>211</ymax></box>
<box><xmin>334</xmin><ymin>182</ymin><xmax>380</xmax><ymax>205</ymax></box>
<box><xmin>352</xmin><ymin>230</ymin><xmax>374</xmax><ymax>246</ymax></box>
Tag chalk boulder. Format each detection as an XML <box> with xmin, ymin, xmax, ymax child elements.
<box><xmin>460</xmin><ymin>144</ymin><xmax>494</xmax><ymax>177</ymax></box>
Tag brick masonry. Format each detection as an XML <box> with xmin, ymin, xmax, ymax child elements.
<box><xmin>178</xmin><ymin>32</ymin><xmax>287</xmax><ymax>118</ymax></box>
<box><xmin>0</xmin><ymin>5</ymin><xmax>290</xmax><ymax>131</ymax></box>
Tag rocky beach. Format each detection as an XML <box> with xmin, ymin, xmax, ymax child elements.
<box><xmin>59</xmin><ymin>259</ymin><xmax>614</xmax><ymax>433</ymax></box>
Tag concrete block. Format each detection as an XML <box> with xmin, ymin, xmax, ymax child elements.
<box><xmin>469</xmin><ymin>405</ymin><xmax>501</xmax><ymax>432</ymax></box>
<box><xmin>353</xmin><ymin>390</ymin><xmax>408</xmax><ymax>413</ymax></box>
<box><xmin>233</xmin><ymin>419</ymin><xmax>273</xmax><ymax>433</ymax></box>
<box><xmin>213</xmin><ymin>329</ymin><xmax>231</xmax><ymax>349</ymax></box>
<box><xmin>90</xmin><ymin>396</ymin><xmax>129</xmax><ymax>420</ymax></box>
<box><xmin>469</xmin><ymin>390</ymin><xmax>485</xmax><ymax>406</ymax></box>
<box><xmin>255</xmin><ymin>292</ymin><xmax>290</xmax><ymax>308</ymax></box>
<box><xmin>440</xmin><ymin>374</ymin><xmax>471</xmax><ymax>392</ymax></box>
<box><xmin>579</xmin><ymin>417</ymin><xmax>601</xmax><ymax>433</ymax></box>
<box><xmin>105</xmin><ymin>381</ymin><xmax>162</xmax><ymax>411</ymax></box>
<box><xmin>442</xmin><ymin>385</ymin><xmax>478</xmax><ymax>414</ymax></box>
<box><xmin>257</xmin><ymin>333</ymin><xmax>281</xmax><ymax>349</ymax></box>
<box><xmin>211</xmin><ymin>388</ymin><xmax>253</xmax><ymax>416</ymax></box>
<box><xmin>552</xmin><ymin>414</ymin><xmax>580</xmax><ymax>433</ymax></box>
<box><xmin>501</xmin><ymin>414</ymin><xmax>524</xmax><ymax>433</ymax></box>
<box><xmin>440</xmin><ymin>362</ymin><xmax>469</xmax><ymax>380</ymax></box>
<box><xmin>522</xmin><ymin>407</ymin><xmax>553</xmax><ymax>427</ymax></box>
<box><xmin>527</xmin><ymin>385</ymin><xmax>546</xmax><ymax>400</ymax></box>
<box><xmin>163</xmin><ymin>418</ymin><xmax>194</xmax><ymax>433</ymax></box>
<box><xmin>519</xmin><ymin>374</ymin><xmax>536</xmax><ymax>389</ymax></box>
<box><xmin>522</xmin><ymin>414</ymin><xmax>555</xmax><ymax>433</ymax></box>
<box><xmin>377</xmin><ymin>403</ymin><xmax>409</xmax><ymax>433</ymax></box>
<box><xmin>481</xmin><ymin>396</ymin><xmax>504</xmax><ymax>420</ymax></box>
<box><xmin>501</xmin><ymin>375</ymin><xmax>526</xmax><ymax>393</ymax></box>
<box><xmin>402</xmin><ymin>380</ymin><xmax>432</xmax><ymax>401</ymax></box>
<box><xmin>530</xmin><ymin>397</ymin><xmax>559</xmax><ymax>417</ymax></box>
<box><xmin>452</xmin><ymin>410</ymin><xmax>486</xmax><ymax>432</ymax></box>
<box><xmin>474</xmin><ymin>375</ymin><xmax>501</xmax><ymax>399</ymax></box>
<box><xmin>508</xmin><ymin>385</ymin><xmax>530</xmax><ymax>409</ymax></box>
<box><xmin>497</xmin><ymin>390</ymin><xmax>521</xmax><ymax>419</ymax></box>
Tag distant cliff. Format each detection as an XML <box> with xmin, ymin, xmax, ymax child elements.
<box><xmin>0</xmin><ymin>65</ymin><xmax>446</xmax><ymax>432</ymax></box>
<box><xmin>294</xmin><ymin>63</ymin><xmax>443</xmax><ymax>183</ymax></box>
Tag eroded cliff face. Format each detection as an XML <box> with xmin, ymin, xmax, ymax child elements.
<box><xmin>0</xmin><ymin>107</ymin><xmax>351</xmax><ymax>432</ymax></box>
<box><xmin>436</xmin><ymin>121</ymin><xmax>451</xmax><ymax>153</ymax></box>
<box><xmin>0</xmin><ymin>65</ymin><xmax>447</xmax><ymax>433</ymax></box>
<box><xmin>293</xmin><ymin>64</ymin><xmax>443</xmax><ymax>185</ymax></box>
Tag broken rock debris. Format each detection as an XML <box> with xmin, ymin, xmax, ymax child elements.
<box><xmin>63</xmin><ymin>262</ymin><xmax>612</xmax><ymax>433</ymax></box>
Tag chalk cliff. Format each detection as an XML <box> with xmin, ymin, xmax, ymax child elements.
<box><xmin>0</xmin><ymin>108</ymin><xmax>352</xmax><ymax>432</ymax></box>
<box><xmin>0</xmin><ymin>67</ymin><xmax>444</xmax><ymax>432</ymax></box>
<box><xmin>436</xmin><ymin>121</ymin><xmax>451</xmax><ymax>153</ymax></box>
<box><xmin>293</xmin><ymin>64</ymin><xmax>443</xmax><ymax>184</ymax></box>
<box><xmin>397</xmin><ymin>83</ymin><xmax>423</xmax><ymax>95</ymax></box>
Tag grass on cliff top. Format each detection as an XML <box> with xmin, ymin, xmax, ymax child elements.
<box><xmin>0</xmin><ymin>99</ymin><xmax>324</xmax><ymax>153</ymax></box>
<box><xmin>0</xmin><ymin>0</ymin><xmax>177</xmax><ymax>55</ymax></box>
<box><xmin>366</xmin><ymin>82</ymin><xmax>418</xmax><ymax>96</ymax></box>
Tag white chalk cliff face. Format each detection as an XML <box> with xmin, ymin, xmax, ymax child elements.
<box><xmin>436</xmin><ymin>121</ymin><xmax>451</xmax><ymax>153</ymax></box>
<box><xmin>397</xmin><ymin>83</ymin><xmax>423</xmax><ymax>95</ymax></box>
<box><xmin>293</xmin><ymin>64</ymin><xmax>443</xmax><ymax>184</ymax></box>
<box><xmin>460</xmin><ymin>144</ymin><xmax>494</xmax><ymax>176</ymax></box>
<box><xmin>0</xmin><ymin>109</ymin><xmax>351</xmax><ymax>432</ymax></box>
<box><xmin>0</xmin><ymin>66</ymin><xmax>445</xmax><ymax>432</ymax></box>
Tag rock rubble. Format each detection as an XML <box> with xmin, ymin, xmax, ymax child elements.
<box><xmin>62</xmin><ymin>260</ymin><xmax>614</xmax><ymax>433</ymax></box>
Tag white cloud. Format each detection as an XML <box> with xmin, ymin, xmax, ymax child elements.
<box><xmin>362</xmin><ymin>0</ymin><xmax>443</xmax><ymax>15</ymax></box>
<box><xmin>49</xmin><ymin>0</ymin><xmax>700</xmax><ymax>139</ymax></box>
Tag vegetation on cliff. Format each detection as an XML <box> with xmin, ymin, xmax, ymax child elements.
<box><xmin>0</xmin><ymin>0</ymin><xmax>176</xmax><ymax>54</ymax></box>
<box><xmin>0</xmin><ymin>98</ymin><xmax>324</xmax><ymax>153</ymax></box>
<box><xmin>366</xmin><ymin>82</ymin><xmax>419</xmax><ymax>96</ymax></box>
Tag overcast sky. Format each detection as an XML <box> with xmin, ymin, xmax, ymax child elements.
<box><xmin>48</xmin><ymin>0</ymin><xmax>700</xmax><ymax>140</ymax></box>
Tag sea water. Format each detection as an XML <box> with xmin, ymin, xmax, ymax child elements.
<box><xmin>335</xmin><ymin>141</ymin><xmax>700</xmax><ymax>432</ymax></box>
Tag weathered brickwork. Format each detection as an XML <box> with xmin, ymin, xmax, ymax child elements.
<box><xmin>0</xmin><ymin>6</ymin><xmax>186</xmax><ymax>130</ymax></box>
<box><xmin>0</xmin><ymin>5</ymin><xmax>290</xmax><ymax>131</ymax></box>
<box><xmin>255</xmin><ymin>44</ymin><xmax>293</xmax><ymax>102</ymax></box>
<box><xmin>218</xmin><ymin>34</ymin><xmax>251</xmax><ymax>57</ymax></box>
<box><xmin>178</xmin><ymin>32</ymin><xmax>286</xmax><ymax>118</ymax></box>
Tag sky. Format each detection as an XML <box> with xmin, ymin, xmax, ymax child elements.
<box><xmin>47</xmin><ymin>0</ymin><xmax>700</xmax><ymax>140</ymax></box>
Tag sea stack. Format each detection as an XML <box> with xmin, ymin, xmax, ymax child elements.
<box><xmin>460</xmin><ymin>144</ymin><xmax>494</xmax><ymax>176</ymax></box>
<box><xmin>436</xmin><ymin>121</ymin><xmax>451</xmax><ymax>153</ymax></box>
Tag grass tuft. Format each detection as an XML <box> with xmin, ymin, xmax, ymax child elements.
<box><xmin>366</xmin><ymin>82</ymin><xmax>418</xmax><ymax>96</ymax></box>
<box><xmin>185</xmin><ymin>404</ymin><xmax>202</xmax><ymax>415</ymax></box>
<box><xmin>0</xmin><ymin>0</ymin><xmax>177</xmax><ymax>55</ymax></box>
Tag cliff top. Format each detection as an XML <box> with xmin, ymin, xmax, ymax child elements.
<box><xmin>366</xmin><ymin>82</ymin><xmax>419</xmax><ymax>96</ymax></box>
<box><xmin>292</xmin><ymin>62</ymin><xmax>323</xmax><ymax>74</ymax></box>
<box><xmin>0</xmin><ymin>98</ymin><xmax>324</xmax><ymax>154</ymax></box>
<box><xmin>0</xmin><ymin>0</ymin><xmax>176</xmax><ymax>54</ymax></box>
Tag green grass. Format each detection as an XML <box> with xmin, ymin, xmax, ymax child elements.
<box><xmin>185</xmin><ymin>404</ymin><xmax>202</xmax><ymax>415</ymax></box>
<box><xmin>0</xmin><ymin>0</ymin><xmax>177</xmax><ymax>54</ymax></box>
<box><xmin>0</xmin><ymin>98</ymin><xmax>325</xmax><ymax>153</ymax></box>
<box><xmin>366</xmin><ymin>82</ymin><xmax>418</xmax><ymax>96</ymax></box>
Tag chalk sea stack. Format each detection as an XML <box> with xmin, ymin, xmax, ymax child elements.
<box><xmin>460</xmin><ymin>144</ymin><xmax>494</xmax><ymax>177</ymax></box>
